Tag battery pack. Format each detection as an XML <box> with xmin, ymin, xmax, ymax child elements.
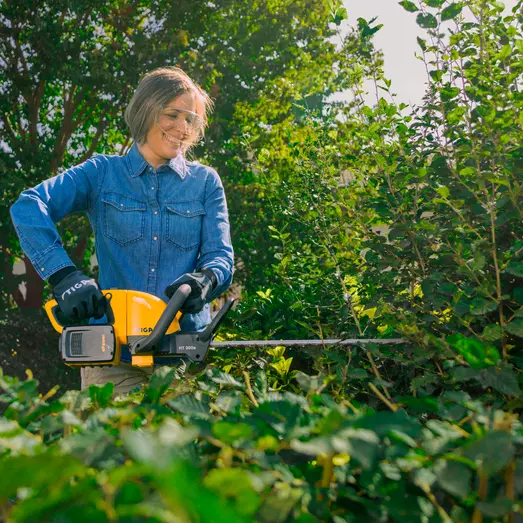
<box><xmin>60</xmin><ymin>325</ymin><xmax>118</xmax><ymax>366</ymax></box>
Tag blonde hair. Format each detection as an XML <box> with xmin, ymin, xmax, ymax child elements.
<box><xmin>124</xmin><ymin>67</ymin><xmax>214</xmax><ymax>152</ymax></box>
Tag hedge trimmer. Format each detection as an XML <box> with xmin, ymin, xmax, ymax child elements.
<box><xmin>44</xmin><ymin>285</ymin><xmax>405</xmax><ymax>368</ymax></box>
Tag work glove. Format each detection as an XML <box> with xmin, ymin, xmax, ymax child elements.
<box><xmin>52</xmin><ymin>270</ymin><xmax>107</xmax><ymax>321</ymax></box>
<box><xmin>164</xmin><ymin>269</ymin><xmax>217</xmax><ymax>314</ymax></box>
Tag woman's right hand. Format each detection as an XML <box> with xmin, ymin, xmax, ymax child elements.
<box><xmin>52</xmin><ymin>270</ymin><xmax>107</xmax><ymax>321</ymax></box>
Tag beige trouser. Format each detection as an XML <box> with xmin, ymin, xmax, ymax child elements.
<box><xmin>81</xmin><ymin>363</ymin><xmax>156</xmax><ymax>395</ymax></box>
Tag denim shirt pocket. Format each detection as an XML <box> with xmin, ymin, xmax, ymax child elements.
<box><xmin>165</xmin><ymin>200</ymin><xmax>206</xmax><ymax>250</ymax></box>
<box><xmin>101</xmin><ymin>191</ymin><xmax>147</xmax><ymax>245</ymax></box>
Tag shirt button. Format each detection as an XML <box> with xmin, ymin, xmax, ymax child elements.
<box><xmin>120</xmin><ymin>204</ymin><xmax>123</xmax><ymax>207</ymax></box>
<box><xmin>151</xmin><ymin>187</ymin><xmax>155</xmax><ymax>190</ymax></box>
<box><xmin>186</xmin><ymin>210</ymin><xmax>190</xmax><ymax>214</ymax></box>
<box><xmin>153</xmin><ymin>236</ymin><xmax>158</xmax><ymax>240</ymax></box>
<box><xmin>154</xmin><ymin>211</ymin><xmax>158</xmax><ymax>215</ymax></box>
<box><xmin>151</xmin><ymin>268</ymin><xmax>155</xmax><ymax>272</ymax></box>
<box><xmin>41</xmin><ymin>267</ymin><xmax>45</xmax><ymax>271</ymax></box>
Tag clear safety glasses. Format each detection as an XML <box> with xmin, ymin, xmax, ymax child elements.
<box><xmin>156</xmin><ymin>107</ymin><xmax>205</xmax><ymax>140</ymax></box>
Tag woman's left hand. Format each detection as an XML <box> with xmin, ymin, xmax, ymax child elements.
<box><xmin>164</xmin><ymin>269</ymin><xmax>217</xmax><ymax>314</ymax></box>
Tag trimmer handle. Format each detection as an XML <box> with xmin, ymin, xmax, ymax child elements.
<box><xmin>200</xmin><ymin>298</ymin><xmax>236</xmax><ymax>342</ymax></box>
<box><xmin>130</xmin><ymin>284</ymin><xmax>192</xmax><ymax>355</ymax></box>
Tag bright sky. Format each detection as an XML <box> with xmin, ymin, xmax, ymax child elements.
<box><xmin>331</xmin><ymin>0</ymin><xmax>519</xmax><ymax>108</ymax></box>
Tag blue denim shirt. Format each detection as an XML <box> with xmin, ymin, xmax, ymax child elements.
<box><xmin>10</xmin><ymin>144</ymin><xmax>234</xmax><ymax>338</ymax></box>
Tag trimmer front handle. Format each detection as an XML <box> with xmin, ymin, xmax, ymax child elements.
<box><xmin>130</xmin><ymin>284</ymin><xmax>236</xmax><ymax>363</ymax></box>
<box><xmin>130</xmin><ymin>284</ymin><xmax>192</xmax><ymax>355</ymax></box>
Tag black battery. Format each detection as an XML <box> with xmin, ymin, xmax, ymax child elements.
<box><xmin>60</xmin><ymin>325</ymin><xmax>117</xmax><ymax>366</ymax></box>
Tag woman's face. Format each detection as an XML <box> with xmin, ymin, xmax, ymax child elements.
<box><xmin>141</xmin><ymin>91</ymin><xmax>204</xmax><ymax>166</ymax></box>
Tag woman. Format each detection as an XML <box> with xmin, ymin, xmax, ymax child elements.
<box><xmin>10</xmin><ymin>67</ymin><xmax>234</xmax><ymax>394</ymax></box>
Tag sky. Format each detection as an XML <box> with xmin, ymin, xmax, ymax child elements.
<box><xmin>332</xmin><ymin>0</ymin><xmax>519</xmax><ymax>108</ymax></box>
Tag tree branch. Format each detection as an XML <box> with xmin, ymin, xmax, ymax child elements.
<box><xmin>80</xmin><ymin>119</ymin><xmax>108</xmax><ymax>163</ymax></box>
<box><xmin>0</xmin><ymin>114</ymin><xmax>22</xmax><ymax>151</ymax></box>
<box><xmin>28</xmin><ymin>79</ymin><xmax>46</xmax><ymax>150</ymax></box>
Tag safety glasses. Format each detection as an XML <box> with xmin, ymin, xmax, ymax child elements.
<box><xmin>156</xmin><ymin>107</ymin><xmax>204</xmax><ymax>137</ymax></box>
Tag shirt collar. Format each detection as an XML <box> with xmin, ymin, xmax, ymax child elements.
<box><xmin>168</xmin><ymin>152</ymin><xmax>189</xmax><ymax>180</ymax></box>
<box><xmin>127</xmin><ymin>143</ymin><xmax>188</xmax><ymax>180</ymax></box>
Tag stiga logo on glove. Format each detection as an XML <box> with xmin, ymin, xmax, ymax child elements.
<box><xmin>61</xmin><ymin>279</ymin><xmax>95</xmax><ymax>300</ymax></box>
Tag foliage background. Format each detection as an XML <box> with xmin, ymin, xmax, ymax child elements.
<box><xmin>0</xmin><ymin>0</ymin><xmax>522</xmax><ymax>521</ymax></box>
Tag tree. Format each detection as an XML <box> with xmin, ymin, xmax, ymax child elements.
<box><xmin>1</xmin><ymin>0</ymin><xmax>347</xmax><ymax>310</ymax></box>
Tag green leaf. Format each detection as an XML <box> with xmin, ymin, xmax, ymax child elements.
<box><xmin>293</xmin><ymin>428</ymin><xmax>379</xmax><ymax>470</ymax></box>
<box><xmin>168</xmin><ymin>394</ymin><xmax>211</xmax><ymax>420</ymax></box>
<box><xmin>203</xmin><ymin>469</ymin><xmax>261</xmax><ymax>517</ymax></box>
<box><xmin>447</xmin><ymin>333</ymin><xmax>500</xmax><ymax>369</ymax></box>
<box><xmin>512</xmin><ymin>287</ymin><xmax>523</xmax><ymax>305</ymax></box>
<box><xmin>332</xmin><ymin>6</ymin><xmax>348</xmax><ymax>26</ymax></box>
<box><xmin>481</xmin><ymin>324</ymin><xmax>502</xmax><ymax>342</ymax></box>
<box><xmin>505</xmin><ymin>262</ymin><xmax>523</xmax><ymax>278</ymax></box>
<box><xmin>143</xmin><ymin>366</ymin><xmax>176</xmax><ymax>404</ymax></box>
<box><xmin>464</xmin><ymin>431</ymin><xmax>514</xmax><ymax>476</ymax></box>
<box><xmin>477</xmin><ymin>499</ymin><xmax>514</xmax><ymax>518</ymax></box>
<box><xmin>441</xmin><ymin>3</ymin><xmax>464</xmax><ymax>20</ymax></box>
<box><xmin>0</xmin><ymin>454</ymin><xmax>85</xmax><ymax>499</ymax></box>
<box><xmin>290</xmin><ymin>436</ymin><xmax>331</xmax><ymax>456</ymax></box>
<box><xmin>434</xmin><ymin>459</ymin><xmax>472</xmax><ymax>499</ymax></box>
<box><xmin>270</xmin><ymin>356</ymin><xmax>293</xmax><ymax>376</ymax></box>
<box><xmin>436</xmin><ymin>186</ymin><xmax>449</xmax><ymax>198</ymax></box>
<box><xmin>440</xmin><ymin>86</ymin><xmax>460</xmax><ymax>101</ymax></box>
<box><xmin>505</xmin><ymin>319</ymin><xmax>523</xmax><ymax>337</ymax></box>
<box><xmin>430</xmin><ymin>69</ymin><xmax>444</xmax><ymax>82</ymax></box>
<box><xmin>0</xmin><ymin>419</ymin><xmax>42</xmax><ymax>454</ymax></box>
<box><xmin>470</xmin><ymin>252</ymin><xmax>486</xmax><ymax>271</ymax></box>
<box><xmin>479</xmin><ymin>365</ymin><xmax>521</xmax><ymax>396</ymax></box>
<box><xmin>258</xmin><ymin>148</ymin><xmax>271</xmax><ymax>163</ymax></box>
<box><xmin>295</xmin><ymin>371</ymin><xmax>323</xmax><ymax>393</ymax></box>
<box><xmin>497</xmin><ymin>44</ymin><xmax>511</xmax><ymax>60</ymax></box>
<box><xmin>460</xmin><ymin>167</ymin><xmax>475</xmax><ymax>176</ymax></box>
<box><xmin>438</xmin><ymin>282</ymin><xmax>458</xmax><ymax>295</ymax></box>
<box><xmin>426</xmin><ymin>0</ymin><xmax>445</xmax><ymax>6</ymax></box>
<box><xmin>469</xmin><ymin>297</ymin><xmax>498</xmax><ymax>316</ymax></box>
<box><xmin>417</xmin><ymin>12</ymin><xmax>438</xmax><ymax>28</ymax></box>
<box><xmin>396</xmin><ymin>396</ymin><xmax>440</xmax><ymax>414</ymax></box>
<box><xmin>347</xmin><ymin>368</ymin><xmax>369</xmax><ymax>379</ymax></box>
<box><xmin>451</xmin><ymin>366</ymin><xmax>478</xmax><ymax>382</ymax></box>
<box><xmin>253</xmin><ymin>368</ymin><xmax>268</xmax><ymax>401</ymax></box>
<box><xmin>417</xmin><ymin>37</ymin><xmax>427</xmax><ymax>51</ymax></box>
<box><xmin>254</xmin><ymin>400</ymin><xmax>303</xmax><ymax>436</ymax></box>
<box><xmin>399</xmin><ymin>0</ymin><xmax>419</xmax><ymax>12</ymax></box>
<box><xmin>212</xmin><ymin>422</ymin><xmax>254</xmax><ymax>445</ymax></box>
<box><xmin>59</xmin><ymin>427</ymin><xmax>116</xmax><ymax>467</ymax></box>
<box><xmin>215</xmin><ymin>391</ymin><xmax>242</xmax><ymax>413</ymax></box>
<box><xmin>158</xmin><ymin>462</ymin><xmax>246</xmax><ymax>523</ymax></box>
<box><xmin>355</xmin><ymin>410</ymin><xmax>421</xmax><ymax>438</ymax></box>
<box><xmin>423</xmin><ymin>420</ymin><xmax>466</xmax><ymax>454</ymax></box>
<box><xmin>88</xmin><ymin>382</ymin><xmax>114</xmax><ymax>408</ymax></box>
<box><xmin>209</xmin><ymin>369</ymin><xmax>245</xmax><ymax>389</ymax></box>
<box><xmin>338</xmin><ymin>428</ymin><xmax>380</xmax><ymax>469</ymax></box>
<box><xmin>413</xmin><ymin>468</ymin><xmax>437</xmax><ymax>489</ymax></box>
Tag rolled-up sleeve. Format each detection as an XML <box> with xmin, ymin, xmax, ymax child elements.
<box><xmin>9</xmin><ymin>156</ymin><xmax>106</xmax><ymax>281</ymax></box>
<box><xmin>198</xmin><ymin>168</ymin><xmax>234</xmax><ymax>299</ymax></box>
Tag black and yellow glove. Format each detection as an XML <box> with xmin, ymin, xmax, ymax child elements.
<box><xmin>51</xmin><ymin>268</ymin><xmax>107</xmax><ymax>321</ymax></box>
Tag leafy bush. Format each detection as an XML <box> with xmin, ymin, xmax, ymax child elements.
<box><xmin>226</xmin><ymin>0</ymin><xmax>522</xmax><ymax>402</ymax></box>
<box><xmin>0</xmin><ymin>357</ymin><xmax>521</xmax><ymax>522</ymax></box>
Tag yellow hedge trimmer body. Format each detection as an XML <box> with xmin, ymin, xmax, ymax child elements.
<box><xmin>44</xmin><ymin>284</ymin><xmax>233</xmax><ymax>368</ymax></box>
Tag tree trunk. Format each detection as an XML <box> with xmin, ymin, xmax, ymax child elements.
<box><xmin>18</xmin><ymin>256</ymin><xmax>44</xmax><ymax>310</ymax></box>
